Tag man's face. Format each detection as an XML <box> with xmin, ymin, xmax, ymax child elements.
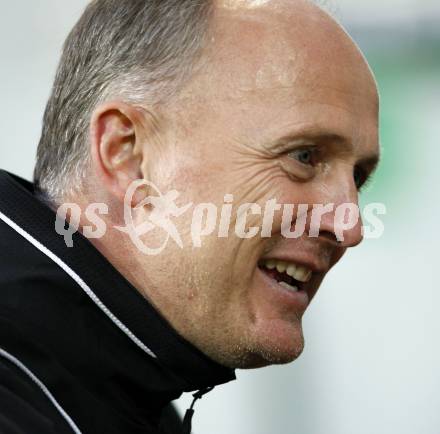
<box><xmin>135</xmin><ymin>0</ymin><xmax>379</xmax><ymax>368</ymax></box>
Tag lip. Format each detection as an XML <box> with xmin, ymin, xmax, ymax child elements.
<box><xmin>256</xmin><ymin>266</ymin><xmax>310</xmax><ymax>313</ymax></box>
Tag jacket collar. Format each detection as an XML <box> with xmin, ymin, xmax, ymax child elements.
<box><xmin>0</xmin><ymin>170</ymin><xmax>235</xmax><ymax>411</ymax></box>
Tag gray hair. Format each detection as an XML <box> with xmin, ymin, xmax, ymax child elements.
<box><xmin>34</xmin><ymin>0</ymin><xmax>213</xmax><ymax>203</ymax></box>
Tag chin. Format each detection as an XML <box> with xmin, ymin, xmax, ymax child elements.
<box><xmin>234</xmin><ymin>318</ymin><xmax>306</xmax><ymax>369</ymax></box>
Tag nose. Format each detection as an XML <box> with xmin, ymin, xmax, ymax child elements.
<box><xmin>310</xmin><ymin>177</ymin><xmax>364</xmax><ymax>249</ymax></box>
<box><xmin>317</xmin><ymin>203</ymin><xmax>364</xmax><ymax>248</ymax></box>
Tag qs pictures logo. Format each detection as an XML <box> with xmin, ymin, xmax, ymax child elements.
<box><xmin>55</xmin><ymin>180</ymin><xmax>387</xmax><ymax>254</ymax></box>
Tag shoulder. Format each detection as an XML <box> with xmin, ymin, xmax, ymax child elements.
<box><xmin>0</xmin><ymin>355</ymin><xmax>72</xmax><ymax>434</ymax></box>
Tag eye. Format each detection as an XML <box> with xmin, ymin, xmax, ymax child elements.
<box><xmin>288</xmin><ymin>147</ymin><xmax>317</xmax><ymax>166</ymax></box>
<box><xmin>354</xmin><ymin>166</ymin><xmax>367</xmax><ymax>191</ymax></box>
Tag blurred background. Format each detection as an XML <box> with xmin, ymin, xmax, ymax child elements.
<box><xmin>0</xmin><ymin>1</ymin><xmax>438</xmax><ymax>433</ymax></box>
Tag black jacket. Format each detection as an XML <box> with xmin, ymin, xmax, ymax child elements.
<box><xmin>0</xmin><ymin>170</ymin><xmax>235</xmax><ymax>434</ymax></box>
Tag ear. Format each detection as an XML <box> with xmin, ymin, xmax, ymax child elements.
<box><xmin>90</xmin><ymin>101</ymin><xmax>148</xmax><ymax>204</ymax></box>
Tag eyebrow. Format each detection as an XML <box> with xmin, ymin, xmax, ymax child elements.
<box><xmin>357</xmin><ymin>154</ymin><xmax>381</xmax><ymax>170</ymax></box>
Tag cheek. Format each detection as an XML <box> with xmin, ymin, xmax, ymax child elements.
<box><xmin>171</xmin><ymin>238</ymin><xmax>253</xmax><ymax>323</ymax></box>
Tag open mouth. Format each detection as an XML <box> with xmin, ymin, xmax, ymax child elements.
<box><xmin>258</xmin><ymin>259</ymin><xmax>313</xmax><ymax>293</ymax></box>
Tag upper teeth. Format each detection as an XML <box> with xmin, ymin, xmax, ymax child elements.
<box><xmin>262</xmin><ymin>259</ymin><xmax>312</xmax><ymax>283</ymax></box>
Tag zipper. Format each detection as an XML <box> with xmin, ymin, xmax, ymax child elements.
<box><xmin>182</xmin><ymin>386</ymin><xmax>214</xmax><ymax>434</ymax></box>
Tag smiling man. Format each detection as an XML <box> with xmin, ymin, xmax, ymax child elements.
<box><xmin>0</xmin><ymin>0</ymin><xmax>379</xmax><ymax>433</ymax></box>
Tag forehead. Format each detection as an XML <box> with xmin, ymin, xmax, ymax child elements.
<box><xmin>174</xmin><ymin>0</ymin><xmax>379</xmax><ymax>157</ymax></box>
<box><xmin>211</xmin><ymin>1</ymin><xmax>377</xmax><ymax>99</ymax></box>
<box><xmin>220</xmin><ymin>0</ymin><xmax>273</xmax><ymax>8</ymax></box>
